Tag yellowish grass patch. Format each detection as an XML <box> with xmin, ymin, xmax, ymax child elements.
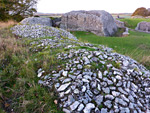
<box><xmin>0</xmin><ymin>20</ymin><xmax>17</xmax><ymax>29</ymax></box>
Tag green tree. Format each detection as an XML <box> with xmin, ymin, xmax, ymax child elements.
<box><xmin>0</xmin><ymin>0</ymin><xmax>38</xmax><ymax>21</ymax></box>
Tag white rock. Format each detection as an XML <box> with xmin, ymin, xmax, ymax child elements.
<box><xmin>74</xmin><ymin>89</ymin><xmax>79</xmax><ymax>94</ymax></box>
<box><xmin>101</xmin><ymin>108</ymin><xmax>108</xmax><ymax>113</ymax></box>
<box><xmin>123</xmin><ymin>60</ymin><xmax>129</xmax><ymax>66</ymax></box>
<box><xmin>59</xmin><ymin>92</ymin><xmax>64</xmax><ymax>98</ymax></box>
<box><xmin>105</xmin><ymin>95</ymin><xmax>115</xmax><ymax>100</ymax></box>
<box><xmin>120</xmin><ymin>107</ymin><xmax>130</xmax><ymax>113</ymax></box>
<box><xmin>63</xmin><ymin>108</ymin><xmax>71</xmax><ymax>113</ymax></box>
<box><xmin>77</xmin><ymin>104</ymin><xmax>84</xmax><ymax>111</ymax></box>
<box><xmin>103</xmin><ymin>70</ymin><xmax>108</xmax><ymax>76</ymax></box>
<box><xmin>121</xmin><ymin>95</ymin><xmax>129</xmax><ymax>102</ymax></box>
<box><xmin>98</xmin><ymin>84</ymin><xmax>101</xmax><ymax>91</ymax></box>
<box><xmin>62</xmin><ymin>71</ymin><xmax>68</xmax><ymax>76</ymax></box>
<box><xmin>55</xmin><ymin>83</ymin><xmax>60</xmax><ymax>88</ymax></box>
<box><xmin>82</xmin><ymin>78</ymin><xmax>90</xmax><ymax>83</ymax></box>
<box><xmin>62</xmin><ymin>78</ymin><xmax>72</xmax><ymax>83</ymax></box>
<box><xmin>57</xmin><ymin>82</ymin><xmax>71</xmax><ymax>92</ymax></box>
<box><xmin>116</xmin><ymin>75</ymin><xmax>122</xmax><ymax>80</ymax></box>
<box><xmin>77</xmin><ymin>64</ymin><xmax>83</xmax><ymax>69</ymax></box>
<box><xmin>118</xmin><ymin>87</ymin><xmax>128</xmax><ymax>95</ymax></box>
<box><xmin>65</xmin><ymin>88</ymin><xmax>71</xmax><ymax>94</ymax></box>
<box><xmin>83</xmin><ymin>103</ymin><xmax>95</xmax><ymax>113</ymax></box>
<box><xmin>82</xmin><ymin>86</ymin><xmax>86</xmax><ymax>92</ymax></box>
<box><xmin>70</xmin><ymin>101</ymin><xmax>80</xmax><ymax>111</ymax></box>
<box><xmin>112</xmin><ymin>91</ymin><xmax>120</xmax><ymax>97</ymax></box>
<box><xmin>102</xmin><ymin>87</ymin><xmax>110</xmax><ymax>94</ymax></box>
<box><xmin>115</xmin><ymin>98</ymin><xmax>128</xmax><ymax>106</ymax></box>
<box><xmin>104</xmin><ymin>100</ymin><xmax>112</xmax><ymax>108</ymax></box>
<box><xmin>37</xmin><ymin>71</ymin><xmax>45</xmax><ymax>77</ymax></box>
<box><xmin>98</xmin><ymin>71</ymin><xmax>103</xmax><ymax>79</ymax></box>
<box><xmin>94</xmin><ymin>95</ymin><xmax>103</xmax><ymax>105</ymax></box>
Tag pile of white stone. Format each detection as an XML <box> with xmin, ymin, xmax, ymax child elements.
<box><xmin>11</xmin><ymin>24</ymin><xmax>77</xmax><ymax>40</ymax></box>
<box><xmin>36</xmin><ymin>40</ymin><xmax>150</xmax><ymax>113</ymax></box>
<box><xmin>20</xmin><ymin>17</ymin><xmax>52</xmax><ymax>26</ymax></box>
<box><xmin>11</xmin><ymin>22</ymin><xmax>150</xmax><ymax>113</ymax></box>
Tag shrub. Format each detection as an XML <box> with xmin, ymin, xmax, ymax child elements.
<box><xmin>132</xmin><ymin>7</ymin><xmax>150</xmax><ymax>17</ymax></box>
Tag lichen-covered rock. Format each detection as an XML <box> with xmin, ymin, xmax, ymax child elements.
<box><xmin>20</xmin><ymin>17</ymin><xmax>52</xmax><ymax>26</ymax></box>
<box><xmin>60</xmin><ymin>10</ymin><xmax>118</xmax><ymax>36</ymax></box>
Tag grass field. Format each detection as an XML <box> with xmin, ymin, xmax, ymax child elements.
<box><xmin>119</xmin><ymin>18</ymin><xmax>150</xmax><ymax>29</ymax></box>
<box><xmin>72</xmin><ymin>30</ymin><xmax>150</xmax><ymax>69</ymax></box>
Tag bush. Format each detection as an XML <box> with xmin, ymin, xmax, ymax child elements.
<box><xmin>132</xmin><ymin>7</ymin><xmax>150</xmax><ymax>17</ymax></box>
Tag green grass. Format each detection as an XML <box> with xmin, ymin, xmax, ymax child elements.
<box><xmin>119</xmin><ymin>18</ymin><xmax>150</xmax><ymax>29</ymax></box>
<box><xmin>72</xmin><ymin>31</ymin><xmax>150</xmax><ymax>69</ymax></box>
<box><xmin>0</xmin><ymin>27</ymin><xmax>64</xmax><ymax>113</ymax></box>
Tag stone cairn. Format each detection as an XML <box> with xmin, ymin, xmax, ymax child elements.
<box><xmin>11</xmin><ymin>18</ymin><xmax>150</xmax><ymax>113</ymax></box>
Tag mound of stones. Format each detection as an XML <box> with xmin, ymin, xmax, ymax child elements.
<box><xmin>37</xmin><ymin>40</ymin><xmax>150</xmax><ymax>113</ymax></box>
<box><xmin>60</xmin><ymin>10</ymin><xmax>118</xmax><ymax>36</ymax></box>
<box><xmin>11</xmin><ymin>23</ymin><xmax>150</xmax><ymax>113</ymax></box>
<box><xmin>136</xmin><ymin>21</ymin><xmax>150</xmax><ymax>33</ymax></box>
<box><xmin>11</xmin><ymin>24</ymin><xmax>77</xmax><ymax>40</ymax></box>
<box><xmin>32</xmin><ymin>38</ymin><xmax>150</xmax><ymax>112</ymax></box>
<box><xmin>20</xmin><ymin>17</ymin><xmax>52</xmax><ymax>27</ymax></box>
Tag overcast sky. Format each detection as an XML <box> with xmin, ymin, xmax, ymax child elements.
<box><xmin>37</xmin><ymin>0</ymin><xmax>150</xmax><ymax>13</ymax></box>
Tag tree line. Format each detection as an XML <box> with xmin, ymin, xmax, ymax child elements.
<box><xmin>0</xmin><ymin>0</ymin><xmax>38</xmax><ymax>21</ymax></box>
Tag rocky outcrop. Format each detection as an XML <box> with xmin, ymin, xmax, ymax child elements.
<box><xmin>135</xmin><ymin>21</ymin><xmax>150</xmax><ymax>32</ymax></box>
<box><xmin>60</xmin><ymin>10</ymin><xmax>118</xmax><ymax>36</ymax></box>
<box><xmin>115</xmin><ymin>19</ymin><xmax>125</xmax><ymax>28</ymax></box>
<box><xmin>11</xmin><ymin>24</ymin><xmax>77</xmax><ymax>40</ymax></box>
<box><xmin>20</xmin><ymin>17</ymin><xmax>52</xmax><ymax>26</ymax></box>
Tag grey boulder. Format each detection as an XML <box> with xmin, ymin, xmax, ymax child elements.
<box><xmin>135</xmin><ymin>21</ymin><xmax>150</xmax><ymax>32</ymax></box>
<box><xmin>60</xmin><ymin>10</ymin><xmax>118</xmax><ymax>36</ymax></box>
